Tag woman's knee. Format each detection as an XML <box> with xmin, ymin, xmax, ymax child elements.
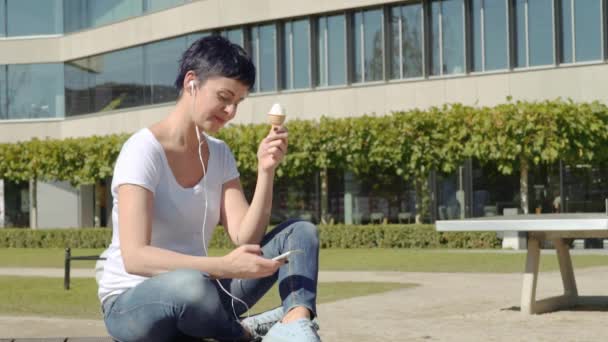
<box><xmin>281</xmin><ymin>220</ymin><xmax>319</xmax><ymax>249</ymax></box>
<box><xmin>167</xmin><ymin>270</ymin><xmax>219</xmax><ymax>309</ymax></box>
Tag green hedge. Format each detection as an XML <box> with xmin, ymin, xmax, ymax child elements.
<box><xmin>0</xmin><ymin>225</ymin><xmax>500</xmax><ymax>249</ymax></box>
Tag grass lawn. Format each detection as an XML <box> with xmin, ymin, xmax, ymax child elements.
<box><xmin>1</xmin><ymin>248</ymin><xmax>608</xmax><ymax>273</ymax></box>
<box><xmin>0</xmin><ymin>276</ymin><xmax>414</xmax><ymax>319</ymax></box>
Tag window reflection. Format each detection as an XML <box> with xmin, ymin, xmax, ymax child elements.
<box><xmin>431</xmin><ymin>0</ymin><xmax>465</xmax><ymax>76</ymax></box>
<box><xmin>513</xmin><ymin>0</ymin><xmax>527</xmax><ymax>67</ymax></box>
<box><xmin>573</xmin><ymin>0</ymin><xmax>602</xmax><ymax>62</ymax></box>
<box><xmin>220</xmin><ymin>28</ymin><xmax>244</xmax><ymax>47</ymax></box>
<box><xmin>88</xmin><ymin>0</ymin><xmax>142</xmax><ymax>28</ymax></box>
<box><xmin>559</xmin><ymin>0</ymin><xmax>574</xmax><ymax>63</ymax></box>
<box><xmin>352</xmin><ymin>8</ymin><xmax>384</xmax><ymax>83</ymax></box>
<box><xmin>0</xmin><ymin>0</ymin><xmax>5</xmax><ymax>37</ymax></box>
<box><xmin>65</xmin><ymin>47</ymin><xmax>146</xmax><ymax>116</ymax></box>
<box><xmin>7</xmin><ymin>0</ymin><xmax>62</xmax><ymax>36</ymax></box>
<box><xmin>317</xmin><ymin>14</ymin><xmax>346</xmax><ymax>86</ymax></box>
<box><xmin>528</xmin><ymin>0</ymin><xmax>553</xmax><ymax>66</ymax></box>
<box><xmin>91</xmin><ymin>47</ymin><xmax>145</xmax><ymax>112</ymax></box>
<box><xmin>7</xmin><ymin>63</ymin><xmax>65</xmax><ymax>119</ymax></box>
<box><xmin>471</xmin><ymin>0</ymin><xmax>508</xmax><ymax>72</ymax></box>
<box><xmin>282</xmin><ymin>19</ymin><xmax>311</xmax><ymax>90</ymax></box>
<box><xmin>144</xmin><ymin>0</ymin><xmax>184</xmax><ymax>13</ymax></box>
<box><xmin>390</xmin><ymin>4</ymin><xmax>423</xmax><ymax>79</ymax></box>
<box><xmin>0</xmin><ymin>66</ymin><xmax>6</xmax><ymax>119</ymax></box>
<box><xmin>483</xmin><ymin>1</ymin><xmax>508</xmax><ymax>70</ymax></box>
<box><xmin>251</xmin><ymin>24</ymin><xmax>277</xmax><ymax>92</ymax></box>
<box><xmin>145</xmin><ymin>37</ymin><xmax>185</xmax><ymax>104</ymax></box>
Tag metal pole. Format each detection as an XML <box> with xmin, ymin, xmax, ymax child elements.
<box><xmin>64</xmin><ymin>247</ymin><xmax>71</xmax><ymax>290</ymax></box>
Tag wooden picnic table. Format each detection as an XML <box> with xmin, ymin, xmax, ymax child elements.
<box><xmin>436</xmin><ymin>213</ymin><xmax>608</xmax><ymax>314</ymax></box>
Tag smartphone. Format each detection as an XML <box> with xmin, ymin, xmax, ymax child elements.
<box><xmin>272</xmin><ymin>249</ymin><xmax>303</xmax><ymax>261</ymax></box>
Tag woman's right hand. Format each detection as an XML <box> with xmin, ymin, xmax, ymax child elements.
<box><xmin>220</xmin><ymin>244</ymin><xmax>282</xmax><ymax>279</ymax></box>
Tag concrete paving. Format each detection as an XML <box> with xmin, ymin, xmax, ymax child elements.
<box><xmin>3</xmin><ymin>267</ymin><xmax>608</xmax><ymax>341</ymax></box>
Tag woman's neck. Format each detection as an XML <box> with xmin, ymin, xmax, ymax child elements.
<box><xmin>152</xmin><ymin>102</ymin><xmax>201</xmax><ymax>152</ymax></box>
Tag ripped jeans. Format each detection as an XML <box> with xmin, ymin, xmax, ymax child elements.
<box><xmin>102</xmin><ymin>219</ymin><xmax>319</xmax><ymax>342</ymax></box>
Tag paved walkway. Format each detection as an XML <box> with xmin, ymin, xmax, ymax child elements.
<box><xmin>3</xmin><ymin>267</ymin><xmax>608</xmax><ymax>341</ymax></box>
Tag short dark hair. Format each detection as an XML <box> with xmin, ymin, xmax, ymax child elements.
<box><xmin>174</xmin><ymin>35</ymin><xmax>256</xmax><ymax>93</ymax></box>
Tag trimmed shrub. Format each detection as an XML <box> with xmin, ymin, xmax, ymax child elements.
<box><xmin>0</xmin><ymin>225</ymin><xmax>500</xmax><ymax>249</ymax></box>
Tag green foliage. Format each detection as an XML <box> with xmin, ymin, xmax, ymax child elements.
<box><xmin>0</xmin><ymin>99</ymin><xmax>606</xmax><ymax>215</ymax></box>
<box><xmin>0</xmin><ymin>225</ymin><xmax>500</xmax><ymax>249</ymax></box>
<box><xmin>0</xmin><ymin>228</ymin><xmax>111</xmax><ymax>248</ymax></box>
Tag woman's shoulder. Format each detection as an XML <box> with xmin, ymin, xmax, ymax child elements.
<box><xmin>117</xmin><ymin>128</ymin><xmax>165</xmax><ymax>165</ymax></box>
<box><xmin>122</xmin><ymin>128</ymin><xmax>162</xmax><ymax>152</ymax></box>
<box><xmin>206</xmin><ymin>134</ymin><xmax>231</xmax><ymax>152</ymax></box>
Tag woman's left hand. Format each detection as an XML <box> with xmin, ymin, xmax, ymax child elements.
<box><xmin>257</xmin><ymin>126</ymin><xmax>288</xmax><ymax>173</ymax></box>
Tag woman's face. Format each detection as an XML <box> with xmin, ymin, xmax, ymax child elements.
<box><xmin>191</xmin><ymin>76</ymin><xmax>249</xmax><ymax>133</ymax></box>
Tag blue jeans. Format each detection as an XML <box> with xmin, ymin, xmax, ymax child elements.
<box><xmin>102</xmin><ymin>219</ymin><xmax>319</xmax><ymax>342</ymax></box>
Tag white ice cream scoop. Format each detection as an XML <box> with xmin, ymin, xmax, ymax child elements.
<box><xmin>267</xmin><ymin>103</ymin><xmax>286</xmax><ymax>125</ymax></box>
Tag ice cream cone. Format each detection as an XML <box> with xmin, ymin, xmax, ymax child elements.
<box><xmin>267</xmin><ymin>103</ymin><xmax>286</xmax><ymax>126</ymax></box>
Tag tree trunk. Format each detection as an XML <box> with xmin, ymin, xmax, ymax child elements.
<box><xmin>320</xmin><ymin>169</ymin><xmax>329</xmax><ymax>224</ymax></box>
<box><xmin>0</xmin><ymin>179</ymin><xmax>4</xmax><ymax>228</ymax></box>
<box><xmin>29</xmin><ymin>178</ymin><xmax>38</xmax><ymax>229</ymax></box>
<box><xmin>414</xmin><ymin>177</ymin><xmax>430</xmax><ymax>224</ymax></box>
<box><xmin>520</xmin><ymin>160</ymin><xmax>529</xmax><ymax>215</ymax></box>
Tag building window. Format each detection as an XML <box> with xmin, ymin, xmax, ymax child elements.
<box><xmin>316</xmin><ymin>14</ymin><xmax>347</xmax><ymax>87</ymax></box>
<box><xmin>145</xmin><ymin>37</ymin><xmax>186</xmax><ymax>104</ymax></box>
<box><xmin>64</xmin><ymin>0</ymin><xmax>144</xmax><ymax>33</ymax></box>
<box><xmin>6</xmin><ymin>63</ymin><xmax>65</xmax><ymax>119</ymax></box>
<box><xmin>282</xmin><ymin>19</ymin><xmax>311</xmax><ymax>90</ymax></box>
<box><xmin>390</xmin><ymin>3</ymin><xmax>424</xmax><ymax>79</ymax></box>
<box><xmin>559</xmin><ymin>0</ymin><xmax>603</xmax><ymax>63</ymax></box>
<box><xmin>220</xmin><ymin>27</ymin><xmax>244</xmax><ymax>47</ymax></box>
<box><xmin>187</xmin><ymin>31</ymin><xmax>212</xmax><ymax>46</ymax></box>
<box><xmin>65</xmin><ymin>47</ymin><xmax>145</xmax><ymax>116</ymax></box>
<box><xmin>144</xmin><ymin>0</ymin><xmax>184</xmax><ymax>13</ymax></box>
<box><xmin>513</xmin><ymin>0</ymin><xmax>554</xmax><ymax>68</ymax></box>
<box><xmin>430</xmin><ymin>0</ymin><xmax>466</xmax><ymax>76</ymax></box>
<box><xmin>6</xmin><ymin>0</ymin><xmax>63</xmax><ymax>36</ymax></box>
<box><xmin>88</xmin><ymin>0</ymin><xmax>143</xmax><ymax>28</ymax></box>
<box><xmin>0</xmin><ymin>0</ymin><xmax>6</xmax><ymax>37</ymax></box>
<box><xmin>250</xmin><ymin>23</ymin><xmax>277</xmax><ymax>93</ymax></box>
<box><xmin>351</xmin><ymin>8</ymin><xmax>384</xmax><ymax>83</ymax></box>
<box><xmin>470</xmin><ymin>0</ymin><xmax>509</xmax><ymax>72</ymax></box>
<box><xmin>0</xmin><ymin>65</ymin><xmax>6</xmax><ymax>119</ymax></box>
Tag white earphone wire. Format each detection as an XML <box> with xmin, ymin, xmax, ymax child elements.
<box><xmin>192</xmin><ymin>83</ymin><xmax>250</xmax><ymax>322</ymax></box>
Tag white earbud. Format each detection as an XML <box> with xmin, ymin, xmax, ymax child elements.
<box><xmin>189</xmin><ymin>80</ymin><xmax>196</xmax><ymax>94</ymax></box>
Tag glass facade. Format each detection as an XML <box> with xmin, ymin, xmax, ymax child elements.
<box><xmin>220</xmin><ymin>27</ymin><xmax>244</xmax><ymax>47</ymax></box>
<box><xmin>317</xmin><ymin>14</ymin><xmax>347</xmax><ymax>86</ymax></box>
<box><xmin>63</xmin><ymin>0</ymin><xmax>143</xmax><ymax>33</ymax></box>
<box><xmin>144</xmin><ymin>0</ymin><xmax>184</xmax><ymax>13</ymax></box>
<box><xmin>145</xmin><ymin>37</ymin><xmax>186</xmax><ymax>105</ymax></box>
<box><xmin>0</xmin><ymin>2</ymin><xmax>607</xmax><ymax>120</ymax></box>
<box><xmin>282</xmin><ymin>19</ymin><xmax>311</xmax><ymax>90</ymax></box>
<box><xmin>0</xmin><ymin>65</ymin><xmax>6</xmax><ymax>119</ymax></box>
<box><xmin>513</xmin><ymin>0</ymin><xmax>555</xmax><ymax>67</ymax></box>
<box><xmin>470</xmin><ymin>0</ymin><xmax>508</xmax><ymax>72</ymax></box>
<box><xmin>251</xmin><ymin>23</ymin><xmax>277</xmax><ymax>93</ymax></box>
<box><xmin>0</xmin><ymin>0</ymin><xmax>5</xmax><ymax>37</ymax></box>
<box><xmin>560</xmin><ymin>0</ymin><xmax>603</xmax><ymax>63</ymax></box>
<box><xmin>65</xmin><ymin>47</ymin><xmax>145</xmax><ymax>116</ymax></box>
<box><xmin>431</xmin><ymin>0</ymin><xmax>465</xmax><ymax>76</ymax></box>
<box><xmin>7</xmin><ymin>63</ymin><xmax>64</xmax><ymax>120</ymax></box>
<box><xmin>7</xmin><ymin>0</ymin><xmax>62</xmax><ymax>36</ymax></box>
<box><xmin>352</xmin><ymin>8</ymin><xmax>384</xmax><ymax>83</ymax></box>
<box><xmin>390</xmin><ymin>3</ymin><xmax>423</xmax><ymax>79</ymax></box>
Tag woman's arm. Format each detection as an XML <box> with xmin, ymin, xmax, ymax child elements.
<box><xmin>118</xmin><ymin>184</ymin><xmax>281</xmax><ymax>278</ymax></box>
<box><xmin>221</xmin><ymin>127</ymin><xmax>288</xmax><ymax>245</ymax></box>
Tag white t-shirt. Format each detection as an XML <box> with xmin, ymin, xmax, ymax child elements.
<box><xmin>98</xmin><ymin>128</ymin><xmax>240</xmax><ymax>303</ymax></box>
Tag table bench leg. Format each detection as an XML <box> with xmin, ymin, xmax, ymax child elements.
<box><xmin>521</xmin><ymin>237</ymin><xmax>581</xmax><ymax>314</ymax></box>
<box><xmin>521</xmin><ymin>237</ymin><xmax>540</xmax><ymax>314</ymax></box>
<box><xmin>554</xmin><ymin>238</ymin><xmax>578</xmax><ymax>297</ymax></box>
